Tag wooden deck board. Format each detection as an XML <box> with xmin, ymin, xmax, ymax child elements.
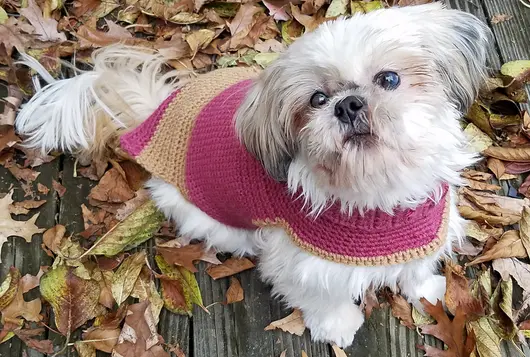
<box><xmin>0</xmin><ymin>157</ymin><xmax>59</xmax><ymax>357</ymax></box>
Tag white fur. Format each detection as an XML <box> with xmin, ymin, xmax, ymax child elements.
<box><xmin>15</xmin><ymin>3</ymin><xmax>490</xmax><ymax>348</ymax></box>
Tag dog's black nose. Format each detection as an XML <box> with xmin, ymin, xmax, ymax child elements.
<box><xmin>335</xmin><ymin>96</ymin><xmax>364</xmax><ymax>124</ymax></box>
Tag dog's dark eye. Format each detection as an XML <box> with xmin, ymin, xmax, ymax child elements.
<box><xmin>374</xmin><ymin>71</ymin><xmax>400</xmax><ymax>90</ymax></box>
<box><xmin>310</xmin><ymin>92</ymin><xmax>329</xmax><ymax>108</ymax></box>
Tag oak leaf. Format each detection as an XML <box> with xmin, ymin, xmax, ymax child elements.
<box><xmin>420</xmin><ymin>299</ymin><xmax>475</xmax><ymax>357</ymax></box>
<box><xmin>264</xmin><ymin>309</ymin><xmax>305</xmax><ymax>336</ymax></box>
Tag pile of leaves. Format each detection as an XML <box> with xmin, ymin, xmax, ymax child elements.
<box><xmin>0</xmin><ymin>0</ymin><xmax>529</xmax><ymax>356</ymax></box>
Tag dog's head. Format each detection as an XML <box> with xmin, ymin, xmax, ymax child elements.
<box><xmin>235</xmin><ymin>3</ymin><xmax>491</xmax><ymax>212</ymax></box>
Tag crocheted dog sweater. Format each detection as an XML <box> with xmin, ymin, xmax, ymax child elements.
<box><xmin>120</xmin><ymin>67</ymin><xmax>450</xmax><ymax>266</ymax></box>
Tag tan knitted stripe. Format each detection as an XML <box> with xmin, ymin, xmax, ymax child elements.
<box><xmin>135</xmin><ymin>67</ymin><xmax>260</xmax><ymax>197</ymax></box>
<box><xmin>252</xmin><ymin>192</ymin><xmax>451</xmax><ymax>266</ymax></box>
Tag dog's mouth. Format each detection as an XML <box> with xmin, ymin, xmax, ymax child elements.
<box><xmin>344</xmin><ymin>132</ymin><xmax>378</xmax><ymax>145</ymax></box>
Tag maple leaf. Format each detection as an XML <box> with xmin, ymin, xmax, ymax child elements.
<box><xmin>40</xmin><ymin>265</ymin><xmax>101</xmax><ymax>335</ymax></box>
<box><xmin>19</xmin><ymin>0</ymin><xmax>66</xmax><ymax>42</ymax></box>
<box><xmin>264</xmin><ymin>309</ymin><xmax>306</xmax><ymax>336</ymax></box>
<box><xmin>0</xmin><ymin>191</ymin><xmax>45</xmax><ymax>263</ymax></box>
<box><xmin>206</xmin><ymin>257</ymin><xmax>255</xmax><ymax>280</ymax></box>
<box><xmin>112</xmin><ymin>300</ymin><xmax>170</xmax><ymax>357</ymax></box>
<box><xmin>157</xmin><ymin>242</ymin><xmax>220</xmax><ymax>273</ymax></box>
<box><xmin>155</xmin><ymin>255</ymin><xmax>205</xmax><ymax>315</ymax></box>
<box><xmin>419</xmin><ymin>299</ymin><xmax>475</xmax><ymax>357</ymax></box>
<box><xmin>225</xmin><ymin>277</ymin><xmax>244</xmax><ymax>304</ymax></box>
<box><xmin>111</xmin><ymin>251</ymin><xmax>147</xmax><ymax>306</ymax></box>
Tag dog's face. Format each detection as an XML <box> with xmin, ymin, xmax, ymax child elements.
<box><xmin>236</xmin><ymin>3</ymin><xmax>491</xmax><ymax>212</ymax></box>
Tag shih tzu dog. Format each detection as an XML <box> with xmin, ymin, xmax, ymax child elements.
<box><xmin>15</xmin><ymin>3</ymin><xmax>490</xmax><ymax>347</ymax></box>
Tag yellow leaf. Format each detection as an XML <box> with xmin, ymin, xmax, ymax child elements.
<box><xmin>351</xmin><ymin>1</ymin><xmax>383</xmax><ymax>14</ymax></box>
<box><xmin>111</xmin><ymin>252</ymin><xmax>146</xmax><ymax>306</ymax></box>
<box><xmin>88</xmin><ymin>200</ymin><xmax>165</xmax><ymax>256</ymax></box>
<box><xmin>0</xmin><ymin>267</ymin><xmax>20</xmax><ymax>310</ymax></box>
<box><xmin>264</xmin><ymin>309</ymin><xmax>305</xmax><ymax>336</ymax></box>
<box><xmin>519</xmin><ymin>207</ymin><xmax>530</xmax><ymax>257</ymax></box>
<box><xmin>464</xmin><ymin>123</ymin><xmax>493</xmax><ymax>153</ymax></box>
<box><xmin>469</xmin><ymin>317</ymin><xmax>502</xmax><ymax>357</ymax></box>
<box><xmin>0</xmin><ymin>7</ymin><xmax>8</xmax><ymax>24</ymax></box>
<box><xmin>325</xmin><ymin>0</ymin><xmax>348</xmax><ymax>17</ymax></box>
<box><xmin>501</xmin><ymin>60</ymin><xmax>530</xmax><ymax>78</ymax></box>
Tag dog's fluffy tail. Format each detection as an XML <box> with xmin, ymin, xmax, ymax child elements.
<box><xmin>15</xmin><ymin>45</ymin><xmax>188</xmax><ymax>161</ymax></box>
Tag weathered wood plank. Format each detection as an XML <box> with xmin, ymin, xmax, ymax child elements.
<box><xmin>193</xmin><ymin>262</ymin><xmax>331</xmax><ymax>357</ymax></box>
<box><xmin>481</xmin><ymin>0</ymin><xmax>530</xmax><ymax>62</ymax></box>
<box><xmin>0</xmin><ymin>155</ymin><xmax>59</xmax><ymax>357</ymax></box>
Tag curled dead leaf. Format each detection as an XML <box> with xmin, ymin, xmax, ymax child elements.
<box><xmin>206</xmin><ymin>257</ymin><xmax>255</xmax><ymax>280</ymax></box>
<box><xmin>225</xmin><ymin>277</ymin><xmax>244</xmax><ymax>304</ymax></box>
<box><xmin>265</xmin><ymin>309</ymin><xmax>305</xmax><ymax>336</ymax></box>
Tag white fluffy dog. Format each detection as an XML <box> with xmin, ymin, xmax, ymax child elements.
<box><xmin>15</xmin><ymin>3</ymin><xmax>490</xmax><ymax>347</ymax></box>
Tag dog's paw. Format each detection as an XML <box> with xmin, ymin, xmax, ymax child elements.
<box><xmin>409</xmin><ymin>275</ymin><xmax>446</xmax><ymax>312</ymax></box>
<box><xmin>304</xmin><ymin>303</ymin><xmax>364</xmax><ymax>348</ymax></box>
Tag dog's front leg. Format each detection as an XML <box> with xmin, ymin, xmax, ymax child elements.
<box><xmin>397</xmin><ymin>260</ymin><xmax>446</xmax><ymax>312</ymax></box>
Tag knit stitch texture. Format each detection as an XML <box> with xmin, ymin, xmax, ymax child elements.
<box><xmin>120</xmin><ymin>67</ymin><xmax>450</xmax><ymax>266</ymax></box>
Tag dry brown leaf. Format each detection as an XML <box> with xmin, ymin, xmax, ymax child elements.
<box><xmin>389</xmin><ymin>294</ymin><xmax>415</xmax><ymax>329</ymax></box>
<box><xmin>519</xmin><ymin>207</ymin><xmax>530</xmax><ymax>258</ymax></box>
<box><xmin>13</xmin><ymin>329</ymin><xmax>53</xmax><ymax>354</ymax></box>
<box><xmin>52</xmin><ymin>179</ymin><xmax>66</xmax><ymax>197</ymax></box>
<box><xmin>301</xmin><ymin>351</ymin><xmax>308</xmax><ymax>357</ymax></box>
<box><xmin>467</xmin><ymin>230</ymin><xmax>527</xmax><ymax>265</ymax></box>
<box><xmin>362</xmin><ymin>286</ymin><xmax>379</xmax><ymax>319</ymax></box>
<box><xmin>7</xmin><ymin>165</ymin><xmax>40</xmax><ymax>183</ymax></box>
<box><xmin>0</xmin><ymin>191</ymin><xmax>45</xmax><ymax>263</ymax></box>
<box><xmin>458</xmin><ymin>206</ymin><xmax>520</xmax><ymax>226</ymax></box>
<box><xmin>168</xmin><ymin>344</ymin><xmax>186</xmax><ymax>357</ymax></box>
<box><xmin>19</xmin><ymin>0</ymin><xmax>66</xmax><ymax>42</ymax></box>
<box><xmin>465</xmin><ymin>178</ymin><xmax>501</xmax><ymax>192</ymax></box>
<box><xmin>42</xmin><ymin>224</ymin><xmax>66</xmax><ymax>255</ymax></box>
<box><xmin>331</xmin><ymin>345</ymin><xmax>348</xmax><ymax>357</ymax></box>
<box><xmin>444</xmin><ymin>263</ymin><xmax>484</xmax><ymax>318</ymax></box>
<box><xmin>483</xmin><ymin>146</ymin><xmax>530</xmax><ymax>162</ymax></box>
<box><xmin>491</xmin><ymin>13</ymin><xmax>513</xmax><ymax>24</ymax></box>
<box><xmin>89</xmin><ymin>168</ymin><xmax>136</xmax><ymax>203</ymax></box>
<box><xmin>206</xmin><ymin>257</ymin><xmax>255</xmax><ymax>280</ymax></box>
<box><xmin>0</xmin><ymin>268</ymin><xmax>42</xmax><ymax>323</ymax></box>
<box><xmin>157</xmin><ymin>242</ymin><xmax>221</xmax><ymax>273</ymax></box>
<box><xmin>225</xmin><ymin>3</ymin><xmax>263</xmax><ymax>50</ymax></box>
<box><xmin>264</xmin><ymin>309</ymin><xmax>305</xmax><ymax>336</ymax></box>
<box><xmin>37</xmin><ymin>183</ymin><xmax>50</xmax><ymax>195</ymax></box>
<box><xmin>492</xmin><ymin>258</ymin><xmax>530</xmax><ymax>292</ymax></box>
<box><xmin>83</xmin><ymin>326</ymin><xmax>121</xmax><ymax>353</ymax></box>
<box><xmin>8</xmin><ymin>199</ymin><xmax>45</xmax><ymax>215</ymax></box>
<box><xmin>15</xmin><ymin>146</ymin><xmax>56</xmax><ymax>168</ymax></box>
<box><xmin>112</xmin><ymin>300</ymin><xmax>170</xmax><ymax>357</ymax></box>
<box><xmin>420</xmin><ymin>299</ymin><xmax>475</xmax><ymax>357</ymax></box>
<box><xmin>225</xmin><ymin>277</ymin><xmax>244</xmax><ymax>304</ymax></box>
<box><xmin>486</xmin><ymin>157</ymin><xmax>506</xmax><ymax>179</ymax></box>
<box><xmin>461</xmin><ymin>169</ymin><xmax>493</xmax><ymax>182</ymax></box>
<box><xmin>0</xmin><ymin>125</ymin><xmax>20</xmax><ymax>152</ymax></box>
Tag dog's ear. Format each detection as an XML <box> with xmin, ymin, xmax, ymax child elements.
<box><xmin>405</xmin><ymin>3</ymin><xmax>492</xmax><ymax>113</ymax></box>
<box><xmin>235</xmin><ymin>61</ymin><xmax>297</xmax><ymax>182</ymax></box>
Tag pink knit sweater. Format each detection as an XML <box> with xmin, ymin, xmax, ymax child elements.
<box><xmin>120</xmin><ymin>68</ymin><xmax>449</xmax><ymax>266</ymax></box>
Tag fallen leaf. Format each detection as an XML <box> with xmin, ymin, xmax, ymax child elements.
<box><xmin>52</xmin><ymin>179</ymin><xmax>66</xmax><ymax>197</ymax></box>
<box><xmin>444</xmin><ymin>263</ymin><xmax>484</xmax><ymax>318</ymax></box>
<box><xmin>88</xmin><ymin>168</ymin><xmax>135</xmax><ymax>203</ymax></box>
<box><xmin>37</xmin><ymin>183</ymin><xmax>50</xmax><ymax>195</ymax></box>
<box><xmin>458</xmin><ymin>205</ymin><xmax>520</xmax><ymax>226</ymax></box>
<box><xmin>350</xmin><ymin>1</ymin><xmax>383</xmax><ymax>14</ymax></box>
<box><xmin>75</xmin><ymin>341</ymin><xmax>96</xmax><ymax>357</ymax></box>
<box><xmin>264</xmin><ymin>309</ymin><xmax>305</xmax><ymax>336</ymax></box>
<box><xmin>464</xmin><ymin>123</ymin><xmax>493</xmax><ymax>152</ymax></box>
<box><xmin>487</xmin><ymin>158</ymin><xmax>506</xmax><ymax>179</ymax></box>
<box><xmin>130</xmin><ymin>267</ymin><xmax>164</xmax><ymax>324</ymax></box>
<box><xmin>8</xmin><ymin>199</ymin><xmax>46</xmax><ymax>215</ymax></box>
<box><xmin>112</xmin><ymin>300</ymin><xmax>170</xmax><ymax>357</ymax></box>
<box><xmin>0</xmin><ymin>191</ymin><xmax>45</xmax><ymax>262</ymax></box>
<box><xmin>331</xmin><ymin>344</ymin><xmax>347</xmax><ymax>357</ymax></box>
<box><xmin>206</xmin><ymin>257</ymin><xmax>255</xmax><ymax>280</ymax></box>
<box><xmin>42</xmin><ymin>224</ymin><xmax>66</xmax><ymax>255</ymax></box>
<box><xmin>420</xmin><ymin>299</ymin><xmax>475</xmax><ymax>357</ymax></box>
<box><xmin>263</xmin><ymin>0</ymin><xmax>290</xmax><ymax>21</ymax></box>
<box><xmin>13</xmin><ymin>328</ymin><xmax>53</xmax><ymax>354</ymax></box>
<box><xmin>92</xmin><ymin>268</ymin><xmax>115</xmax><ymax>309</ymax></box>
<box><xmin>0</xmin><ymin>267</ymin><xmax>21</xmax><ymax>310</ymax></box>
<box><xmin>89</xmin><ymin>200</ymin><xmax>165</xmax><ymax>256</ymax></box>
<box><xmin>483</xmin><ymin>147</ymin><xmax>530</xmax><ymax>162</ymax></box>
<box><xmin>491</xmin><ymin>14</ymin><xmax>513</xmax><ymax>24</ymax></box>
<box><xmin>225</xmin><ymin>277</ymin><xmax>244</xmax><ymax>304</ymax></box>
<box><xmin>519</xmin><ymin>207</ymin><xmax>530</xmax><ymax>258</ymax></box>
<box><xmin>112</xmin><ymin>251</ymin><xmax>146</xmax><ymax>306</ymax></box>
<box><xmin>361</xmin><ymin>286</ymin><xmax>379</xmax><ymax>319</ymax></box>
<box><xmin>301</xmin><ymin>351</ymin><xmax>308</xmax><ymax>357</ymax></box>
<box><xmin>40</xmin><ymin>265</ymin><xmax>100</xmax><ymax>335</ymax></box>
<box><xmin>467</xmin><ymin>230</ymin><xmax>527</xmax><ymax>265</ymax></box>
<box><xmin>83</xmin><ymin>326</ymin><xmax>121</xmax><ymax>353</ymax></box>
<box><xmin>492</xmin><ymin>258</ymin><xmax>530</xmax><ymax>292</ymax></box>
<box><xmin>465</xmin><ymin>178</ymin><xmax>501</xmax><ymax>191</ymax></box>
<box><xmin>0</xmin><ymin>125</ymin><xmax>20</xmax><ymax>152</ymax></box>
<box><xmin>325</xmin><ymin>0</ymin><xmax>348</xmax><ymax>17</ymax></box>
<box><xmin>157</xmin><ymin>242</ymin><xmax>220</xmax><ymax>273</ymax></box>
<box><xmin>225</xmin><ymin>3</ymin><xmax>263</xmax><ymax>50</ymax></box>
<box><xmin>389</xmin><ymin>294</ymin><xmax>415</xmax><ymax>329</ymax></box>
<box><xmin>7</xmin><ymin>165</ymin><xmax>40</xmax><ymax>183</ymax></box>
<box><xmin>155</xmin><ymin>255</ymin><xmax>204</xmax><ymax>316</ymax></box>
<box><xmin>468</xmin><ymin>317</ymin><xmax>502</xmax><ymax>357</ymax></box>
<box><xmin>19</xmin><ymin>0</ymin><xmax>66</xmax><ymax>42</ymax></box>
